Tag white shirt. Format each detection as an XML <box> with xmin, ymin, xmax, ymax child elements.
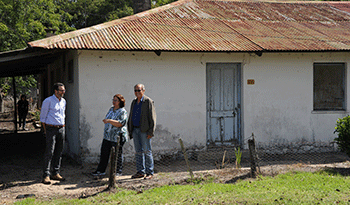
<box><xmin>40</xmin><ymin>94</ymin><xmax>66</xmax><ymax>125</ymax></box>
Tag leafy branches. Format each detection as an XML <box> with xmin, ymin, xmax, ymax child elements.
<box><xmin>0</xmin><ymin>0</ymin><xmax>75</xmax><ymax>52</ymax></box>
<box><xmin>0</xmin><ymin>76</ymin><xmax>37</xmax><ymax>99</ymax></box>
<box><xmin>334</xmin><ymin>115</ymin><xmax>350</xmax><ymax>157</ymax></box>
<box><xmin>0</xmin><ymin>0</ymin><xmax>178</xmax><ymax>98</ymax></box>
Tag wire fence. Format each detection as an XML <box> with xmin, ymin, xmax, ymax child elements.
<box><xmin>119</xmin><ymin>135</ymin><xmax>349</xmax><ymax>178</ymax></box>
<box><xmin>1</xmin><ymin>103</ymin><xmax>348</xmax><ymax>179</ymax></box>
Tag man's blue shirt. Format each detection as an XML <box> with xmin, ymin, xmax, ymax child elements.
<box><xmin>132</xmin><ymin>96</ymin><xmax>144</xmax><ymax>127</ymax></box>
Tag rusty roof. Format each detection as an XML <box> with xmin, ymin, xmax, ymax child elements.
<box><xmin>28</xmin><ymin>0</ymin><xmax>350</xmax><ymax>52</ymax></box>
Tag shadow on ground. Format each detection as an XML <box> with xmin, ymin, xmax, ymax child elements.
<box><xmin>0</xmin><ymin>131</ymin><xmax>45</xmax><ymax>157</ymax></box>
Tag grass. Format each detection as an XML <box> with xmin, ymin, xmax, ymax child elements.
<box><xmin>15</xmin><ymin>169</ymin><xmax>350</xmax><ymax>205</ymax></box>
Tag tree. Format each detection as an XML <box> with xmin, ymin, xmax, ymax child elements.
<box><xmin>62</xmin><ymin>0</ymin><xmax>178</xmax><ymax>30</ymax></box>
<box><xmin>0</xmin><ymin>0</ymin><xmax>76</xmax><ymax>99</ymax></box>
<box><xmin>0</xmin><ymin>0</ymin><xmax>75</xmax><ymax>52</ymax></box>
<box><xmin>0</xmin><ymin>0</ymin><xmax>178</xmax><ymax>99</ymax></box>
<box><xmin>63</xmin><ymin>0</ymin><xmax>133</xmax><ymax>29</ymax></box>
<box><xmin>153</xmin><ymin>0</ymin><xmax>177</xmax><ymax>8</ymax></box>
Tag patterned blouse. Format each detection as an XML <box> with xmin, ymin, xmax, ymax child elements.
<box><xmin>103</xmin><ymin>107</ymin><xmax>128</xmax><ymax>143</ymax></box>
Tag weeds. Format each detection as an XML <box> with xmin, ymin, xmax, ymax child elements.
<box><xmin>186</xmin><ymin>173</ymin><xmax>216</xmax><ymax>184</ymax></box>
<box><xmin>235</xmin><ymin>147</ymin><xmax>242</xmax><ymax>169</ymax></box>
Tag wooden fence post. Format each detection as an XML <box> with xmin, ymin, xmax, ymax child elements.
<box><xmin>179</xmin><ymin>138</ymin><xmax>194</xmax><ymax>180</ymax></box>
<box><xmin>248</xmin><ymin>136</ymin><xmax>257</xmax><ymax>178</ymax></box>
<box><xmin>108</xmin><ymin>146</ymin><xmax>117</xmax><ymax>189</ymax></box>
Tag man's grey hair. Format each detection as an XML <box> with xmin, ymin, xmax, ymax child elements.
<box><xmin>134</xmin><ymin>84</ymin><xmax>145</xmax><ymax>90</ymax></box>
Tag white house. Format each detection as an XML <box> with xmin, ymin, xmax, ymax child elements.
<box><xmin>2</xmin><ymin>0</ymin><xmax>350</xmax><ymax>163</ymax></box>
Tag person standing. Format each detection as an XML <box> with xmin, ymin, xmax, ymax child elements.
<box><xmin>92</xmin><ymin>94</ymin><xmax>129</xmax><ymax>177</ymax></box>
<box><xmin>40</xmin><ymin>82</ymin><xmax>66</xmax><ymax>184</ymax></box>
<box><xmin>17</xmin><ymin>94</ymin><xmax>29</xmax><ymax>130</ymax></box>
<box><xmin>128</xmin><ymin>84</ymin><xmax>156</xmax><ymax>179</ymax></box>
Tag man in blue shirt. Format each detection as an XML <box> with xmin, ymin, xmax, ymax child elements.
<box><xmin>128</xmin><ymin>84</ymin><xmax>156</xmax><ymax>179</ymax></box>
<box><xmin>40</xmin><ymin>82</ymin><xmax>66</xmax><ymax>184</ymax></box>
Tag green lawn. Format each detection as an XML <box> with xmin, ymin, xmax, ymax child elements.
<box><xmin>16</xmin><ymin>169</ymin><xmax>350</xmax><ymax>204</ymax></box>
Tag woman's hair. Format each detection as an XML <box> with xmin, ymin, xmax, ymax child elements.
<box><xmin>20</xmin><ymin>94</ymin><xmax>26</xmax><ymax>100</ymax></box>
<box><xmin>114</xmin><ymin>94</ymin><xmax>125</xmax><ymax>108</ymax></box>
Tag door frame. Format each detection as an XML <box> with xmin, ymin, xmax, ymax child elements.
<box><xmin>206</xmin><ymin>62</ymin><xmax>242</xmax><ymax>147</ymax></box>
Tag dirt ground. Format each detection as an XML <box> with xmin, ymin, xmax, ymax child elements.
<box><xmin>1</xmin><ymin>130</ymin><xmax>350</xmax><ymax>205</ymax></box>
<box><xmin>0</xmin><ymin>110</ymin><xmax>40</xmax><ymax>134</ymax></box>
<box><xmin>0</xmin><ymin>110</ymin><xmax>350</xmax><ymax>204</ymax></box>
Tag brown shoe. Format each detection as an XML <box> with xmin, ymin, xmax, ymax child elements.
<box><xmin>131</xmin><ymin>172</ymin><xmax>145</xmax><ymax>179</ymax></box>
<box><xmin>144</xmin><ymin>174</ymin><xmax>153</xmax><ymax>180</ymax></box>
<box><xmin>42</xmin><ymin>176</ymin><xmax>51</xmax><ymax>184</ymax></box>
<box><xmin>51</xmin><ymin>174</ymin><xmax>66</xmax><ymax>181</ymax></box>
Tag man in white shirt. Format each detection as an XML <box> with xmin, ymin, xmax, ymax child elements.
<box><xmin>40</xmin><ymin>82</ymin><xmax>66</xmax><ymax>184</ymax></box>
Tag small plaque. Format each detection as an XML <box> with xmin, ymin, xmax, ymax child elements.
<box><xmin>247</xmin><ymin>79</ymin><xmax>255</xmax><ymax>85</ymax></box>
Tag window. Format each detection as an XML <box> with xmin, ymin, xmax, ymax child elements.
<box><xmin>313</xmin><ymin>63</ymin><xmax>345</xmax><ymax>111</ymax></box>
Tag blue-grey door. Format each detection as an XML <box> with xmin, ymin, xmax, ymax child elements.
<box><xmin>206</xmin><ymin>63</ymin><xmax>241</xmax><ymax>146</ymax></box>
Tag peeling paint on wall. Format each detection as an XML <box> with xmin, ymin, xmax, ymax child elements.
<box><xmin>153</xmin><ymin>124</ymin><xmax>181</xmax><ymax>149</ymax></box>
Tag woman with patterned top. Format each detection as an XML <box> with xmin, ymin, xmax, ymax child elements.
<box><xmin>92</xmin><ymin>94</ymin><xmax>129</xmax><ymax>177</ymax></box>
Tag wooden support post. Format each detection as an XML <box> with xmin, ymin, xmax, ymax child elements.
<box><xmin>248</xmin><ymin>137</ymin><xmax>257</xmax><ymax>178</ymax></box>
<box><xmin>12</xmin><ymin>77</ymin><xmax>17</xmax><ymax>133</ymax></box>
<box><xmin>179</xmin><ymin>138</ymin><xmax>194</xmax><ymax>180</ymax></box>
<box><xmin>108</xmin><ymin>146</ymin><xmax>117</xmax><ymax>189</ymax></box>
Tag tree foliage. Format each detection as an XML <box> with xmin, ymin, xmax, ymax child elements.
<box><xmin>0</xmin><ymin>0</ymin><xmax>76</xmax><ymax>99</ymax></box>
<box><xmin>0</xmin><ymin>76</ymin><xmax>37</xmax><ymax>99</ymax></box>
<box><xmin>0</xmin><ymin>0</ymin><xmax>178</xmax><ymax>51</ymax></box>
<box><xmin>334</xmin><ymin>116</ymin><xmax>350</xmax><ymax>158</ymax></box>
<box><xmin>65</xmin><ymin>0</ymin><xmax>133</xmax><ymax>29</ymax></box>
<box><xmin>0</xmin><ymin>0</ymin><xmax>75</xmax><ymax>52</ymax></box>
<box><xmin>63</xmin><ymin>0</ymin><xmax>177</xmax><ymax>29</ymax></box>
<box><xmin>0</xmin><ymin>0</ymin><xmax>177</xmax><ymax>98</ymax></box>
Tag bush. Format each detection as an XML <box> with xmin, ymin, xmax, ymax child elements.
<box><xmin>334</xmin><ymin>115</ymin><xmax>350</xmax><ymax>157</ymax></box>
<box><xmin>29</xmin><ymin>109</ymin><xmax>41</xmax><ymax>121</ymax></box>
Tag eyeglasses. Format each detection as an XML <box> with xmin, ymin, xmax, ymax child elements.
<box><xmin>134</xmin><ymin>89</ymin><xmax>142</xmax><ymax>92</ymax></box>
<box><xmin>112</xmin><ymin>99</ymin><xmax>119</xmax><ymax>102</ymax></box>
<box><xmin>58</xmin><ymin>89</ymin><xmax>66</xmax><ymax>92</ymax></box>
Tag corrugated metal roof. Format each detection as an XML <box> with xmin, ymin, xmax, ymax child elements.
<box><xmin>28</xmin><ymin>0</ymin><xmax>350</xmax><ymax>52</ymax></box>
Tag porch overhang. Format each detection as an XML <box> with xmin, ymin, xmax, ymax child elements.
<box><xmin>0</xmin><ymin>48</ymin><xmax>64</xmax><ymax>78</ymax></box>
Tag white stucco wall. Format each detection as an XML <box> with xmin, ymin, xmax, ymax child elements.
<box><xmin>243</xmin><ymin>52</ymin><xmax>349</xmax><ymax>147</ymax></box>
<box><xmin>78</xmin><ymin>51</ymin><xmax>208</xmax><ymax>162</ymax></box>
<box><xmin>75</xmin><ymin>50</ymin><xmax>350</xmax><ymax>162</ymax></box>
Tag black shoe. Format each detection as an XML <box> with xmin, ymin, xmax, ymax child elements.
<box><xmin>131</xmin><ymin>172</ymin><xmax>145</xmax><ymax>179</ymax></box>
<box><xmin>91</xmin><ymin>171</ymin><xmax>106</xmax><ymax>176</ymax></box>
